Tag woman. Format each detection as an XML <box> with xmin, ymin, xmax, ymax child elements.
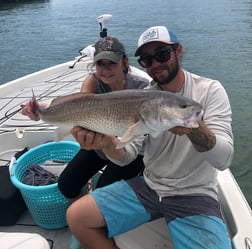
<box><xmin>22</xmin><ymin>36</ymin><xmax>149</xmax><ymax>249</ymax></box>
<box><xmin>21</xmin><ymin>36</ymin><xmax>149</xmax><ymax>204</ymax></box>
<box><xmin>58</xmin><ymin>36</ymin><xmax>149</xmax><ymax>201</ymax></box>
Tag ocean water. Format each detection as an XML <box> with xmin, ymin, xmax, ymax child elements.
<box><xmin>1</xmin><ymin>0</ymin><xmax>252</xmax><ymax>206</ymax></box>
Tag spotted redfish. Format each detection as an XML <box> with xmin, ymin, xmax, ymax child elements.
<box><xmin>30</xmin><ymin>89</ymin><xmax>203</xmax><ymax>148</ymax></box>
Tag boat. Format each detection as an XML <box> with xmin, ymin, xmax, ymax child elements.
<box><xmin>0</xmin><ymin>14</ymin><xmax>252</xmax><ymax>249</ymax></box>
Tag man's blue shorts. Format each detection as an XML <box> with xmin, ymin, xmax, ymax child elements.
<box><xmin>91</xmin><ymin>177</ymin><xmax>231</xmax><ymax>249</ymax></box>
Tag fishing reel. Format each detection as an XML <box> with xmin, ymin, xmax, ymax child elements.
<box><xmin>96</xmin><ymin>14</ymin><xmax>112</xmax><ymax>38</ymax></box>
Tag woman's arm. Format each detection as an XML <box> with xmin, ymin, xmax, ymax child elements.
<box><xmin>80</xmin><ymin>74</ymin><xmax>97</xmax><ymax>93</ymax></box>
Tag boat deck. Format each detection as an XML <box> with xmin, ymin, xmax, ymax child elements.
<box><xmin>0</xmin><ymin>62</ymin><xmax>87</xmax><ymax>133</ymax></box>
<box><xmin>0</xmin><ymin>58</ymin><xmax>174</xmax><ymax>249</ymax></box>
<box><xmin>0</xmin><ymin>211</ymin><xmax>173</xmax><ymax>249</ymax></box>
<box><xmin>0</xmin><ymin>60</ymin><xmax>88</xmax><ymax>249</ymax></box>
<box><xmin>0</xmin><ymin>58</ymin><xmax>252</xmax><ymax>249</ymax></box>
<box><xmin>0</xmin><ymin>211</ymin><xmax>71</xmax><ymax>249</ymax></box>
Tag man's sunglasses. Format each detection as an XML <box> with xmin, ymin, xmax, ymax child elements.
<box><xmin>138</xmin><ymin>46</ymin><xmax>176</xmax><ymax>68</ymax></box>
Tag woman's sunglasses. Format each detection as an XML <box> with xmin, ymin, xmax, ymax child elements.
<box><xmin>138</xmin><ymin>46</ymin><xmax>176</xmax><ymax>68</ymax></box>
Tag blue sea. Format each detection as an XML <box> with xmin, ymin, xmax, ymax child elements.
<box><xmin>0</xmin><ymin>0</ymin><xmax>252</xmax><ymax>206</ymax></box>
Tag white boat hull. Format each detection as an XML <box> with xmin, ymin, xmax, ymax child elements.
<box><xmin>0</xmin><ymin>55</ymin><xmax>251</xmax><ymax>249</ymax></box>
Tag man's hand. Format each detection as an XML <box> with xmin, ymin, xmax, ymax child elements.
<box><xmin>71</xmin><ymin>127</ymin><xmax>126</xmax><ymax>160</ymax></box>
<box><xmin>169</xmin><ymin>126</ymin><xmax>192</xmax><ymax>136</ymax></box>
<box><xmin>169</xmin><ymin>120</ymin><xmax>216</xmax><ymax>152</ymax></box>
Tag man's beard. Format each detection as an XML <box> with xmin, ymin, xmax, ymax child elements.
<box><xmin>151</xmin><ymin>57</ymin><xmax>179</xmax><ymax>85</ymax></box>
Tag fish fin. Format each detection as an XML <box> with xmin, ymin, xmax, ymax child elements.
<box><xmin>116</xmin><ymin>121</ymin><xmax>142</xmax><ymax>149</ymax></box>
<box><xmin>50</xmin><ymin>92</ymin><xmax>94</xmax><ymax>107</ymax></box>
<box><xmin>55</xmin><ymin>127</ymin><xmax>71</xmax><ymax>141</ymax></box>
<box><xmin>150</xmin><ymin>131</ymin><xmax>162</xmax><ymax>138</ymax></box>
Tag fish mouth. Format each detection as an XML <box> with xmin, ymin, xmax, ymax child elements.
<box><xmin>184</xmin><ymin>110</ymin><xmax>204</xmax><ymax>127</ymax></box>
<box><xmin>196</xmin><ymin>110</ymin><xmax>204</xmax><ymax>120</ymax></box>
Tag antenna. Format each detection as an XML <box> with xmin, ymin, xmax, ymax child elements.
<box><xmin>96</xmin><ymin>14</ymin><xmax>112</xmax><ymax>38</ymax></box>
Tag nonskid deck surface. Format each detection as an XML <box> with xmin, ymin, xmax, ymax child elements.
<box><xmin>0</xmin><ymin>64</ymin><xmax>87</xmax><ymax>248</ymax></box>
<box><xmin>0</xmin><ymin>210</ymin><xmax>71</xmax><ymax>249</ymax></box>
<box><xmin>0</xmin><ymin>63</ymin><xmax>174</xmax><ymax>249</ymax></box>
<box><xmin>0</xmin><ymin>64</ymin><xmax>89</xmax><ymax>172</ymax></box>
<box><xmin>0</xmin><ymin>147</ymin><xmax>174</xmax><ymax>249</ymax></box>
<box><xmin>0</xmin><ymin>211</ymin><xmax>174</xmax><ymax>249</ymax></box>
<box><xmin>0</xmin><ymin>68</ymin><xmax>87</xmax><ymax>133</ymax></box>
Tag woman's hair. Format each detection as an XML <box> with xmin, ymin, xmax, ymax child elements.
<box><xmin>88</xmin><ymin>53</ymin><xmax>130</xmax><ymax>75</ymax></box>
<box><xmin>122</xmin><ymin>54</ymin><xmax>129</xmax><ymax>74</ymax></box>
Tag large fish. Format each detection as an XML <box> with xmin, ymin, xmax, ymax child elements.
<box><xmin>30</xmin><ymin>89</ymin><xmax>203</xmax><ymax>148</ymax></box>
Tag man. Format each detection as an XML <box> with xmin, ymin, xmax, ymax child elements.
<box><xmin>66</xmin><ymin>26</ymin><xmax>234</xmax><ymax>249</ymax></box>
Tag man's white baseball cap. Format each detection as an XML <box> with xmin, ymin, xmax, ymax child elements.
<box><xmin>135</xmin><ymin>26</ymin><xmax>178</xmax><ymax>56</ymax></box>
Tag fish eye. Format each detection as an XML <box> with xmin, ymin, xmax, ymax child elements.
<box><xmin>180</xmin><ymin>104</ymin><xmax>187</xmax><ymax>109</ymax></box>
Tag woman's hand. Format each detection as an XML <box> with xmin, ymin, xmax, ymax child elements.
<box><xmin>20</xmin><ymin>102</ymin><xmax>47</xmax><ymax>121</ymax></box>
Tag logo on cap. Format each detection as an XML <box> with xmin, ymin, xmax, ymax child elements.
<box><xmin>143</xmin><ymin>28</ymin><xmax>159</xmax><ymax>43</ymax></box>
<box><xmin>96</xmin><ymin>38</ymin><xmax>114</xmax><ymax>53</ymax></box>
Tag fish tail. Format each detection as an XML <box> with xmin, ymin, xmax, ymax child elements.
<box><xmin>29</xmin><ymin>89</ymin><xmax>39</xmax><ymax>114</ymax></box>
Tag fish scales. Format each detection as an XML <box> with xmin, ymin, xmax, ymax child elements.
<box><xmin>33</xmin><ymin>89</ymin><xmax>203</xmax><ymax>146</ymax></box>
<box><xmin>39</xmin><ymin>92</ymin><xmax>149</xmax><ymax>135</ymax></box>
